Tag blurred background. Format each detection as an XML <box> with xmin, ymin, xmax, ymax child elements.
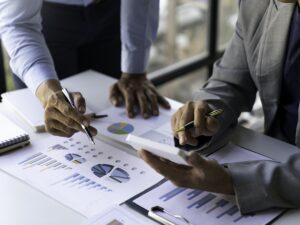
<box><xmin>0</xmin><ymin>0</ymin><xmax>264</xmax><ymax>131</ymax></box>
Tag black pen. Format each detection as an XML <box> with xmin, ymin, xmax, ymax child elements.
<box><xmin>62</xmin><ymin>88</ymin><xmax>95</xmax><ymax>145</ymax></box>
<box><xmin>176</xmin><ymin>109</ymin><xmax>223</xmax><ymax>132</ymax></box>
<box><xmin>92</xmin><ymin>114</ymin><xmax>108</xmax><ymax>119</ymax></box>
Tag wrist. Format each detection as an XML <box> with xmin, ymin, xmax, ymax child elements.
<box><xmin>36</xmin><ymin>79</ymin><xmax>62</xmax><ymax>107</ymax></box>
<box><xmin>121</xmin><ymin>72</ymin><xmax>147</xmax><ymax>80</ymax></box>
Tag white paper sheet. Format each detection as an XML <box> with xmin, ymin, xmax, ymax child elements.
<box><xmin>133</xmin><ymin>144</ymin><xmax>283</xmax><ymax>225</ymax></box>
<box><xmin>80</xmin><ymin>205</ymin><xmax>155</xmax><ymax>225</ymax></box>
<box><xmin>0</xmin><ymin>133</ymin><xmax>163</xmax><ymax>217</ymax></box>
<box><xmin>92</xmin><ymin>99</ymin><xmax>182</xmax><ymax>146</ymax></box>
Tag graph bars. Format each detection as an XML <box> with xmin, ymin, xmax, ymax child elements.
<box><xmin>155</xmin><ymin>183</ymin><xmax>255</xmax><ymax>224</ymax></box>
<box><xmin>187</xmin><ymin>193</ymin><xmax>216</xmax><ymax>209</ymax></box>
<box><xmin>159</xmin><ymin>187</ymin><xmax>186</xmax><ymax>201</ymax></box>
<box><xmin>18</xmin><ymin>152</ymin><xmax>71</xmax><ymax>171</ymax></box>
<box><xmin>51</xmin><ymin>173</ymin><xmax>113</xmax><ymax>192</ymax></box>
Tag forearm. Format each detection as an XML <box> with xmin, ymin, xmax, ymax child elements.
<box><xmin>121</xmin><ymin>0</ymin><xmax>159</xmax><ymax>74</ymax></box>
<box><xmin>0</xmin><ymin>0</ymin><xmax>58</xmax><ymax>93</ymax></box>
<box><xmin>228</xmin><ymin>153</ymin><xmax>300</xmax><ymax>213</ymax></box>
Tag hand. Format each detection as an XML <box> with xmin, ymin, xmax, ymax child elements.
<box><xmin>172</xmin><ymin>101</ymin><xmax>220</xmax><ymax>146</ymax></box>
<box><xmin>36</xmin><ymin>80</ymin><xmax>97</xmax><ymax>137</ymax></box>
<box><xmin>139</xmin><ymin>150</ymin><xmax>234</xmax><ymax>195</ymax></box>
<box><xmin>109</xmin><ymin>73</ymin><xmax>171</xmax><ymax>119</ymax></box>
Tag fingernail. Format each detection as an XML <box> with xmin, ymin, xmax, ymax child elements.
<box><xmin>112</xmin><ymin>99</ymin><xmax>117</xmax><ymax>106</ymax></box>
<box><xmin>143</xmin><ymin>113</ymin><xmax>149</xmax><ymax>118</ymax></box>
<box><xmin>129</xmin><ymin>112</ymin><xmax>134</xmax><ymax>118</ymax></box>
<box><xmin>179</xmin><ymin>137</ymin><xmax>185</xmax><ymax>145</ymax></box>
<box><xmin>153</xmin><ymin>110</ymin><xmax>158</xmax><ymax>115</ymax></box>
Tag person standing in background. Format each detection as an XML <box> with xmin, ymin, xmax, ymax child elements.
<box><xmin>0</xmin><ymin>0</ymin><xmax>170</xmax><ymax>137</ymax></box>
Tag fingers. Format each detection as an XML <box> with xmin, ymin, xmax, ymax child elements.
<box><xmin>203</xmin><ymin>116</ymin><xmax>220</xmax><ymax>136</ymax></box>
<box><xmin>194</xmin><ymin>101</ymin><xmax>208</xmax><ymax>136</ymax></box>
<box><xmin>145</xmin><ymin>89</ymin><xmax>159</xmax><ymax>116</ymax></box>
<box><xmin>109</xmin><ymin>83</ymin><xmax>124</xmax><ymax>107</ymax></box>
<box><xmin>136</xmin><ymin>90</ymin><xmax>150</xmax><ymax>119</ymax></box>
<box><xmin>123</xmin><ymin>90</ymin><xmax>135</xmax><ymax>118</ymax></box>
<box><xmin>48</xmin><ymin>92</ymin><xmax>90</xmax><ymax>127</ymax></box>
<box><xmin>187</xmin><ymin>152</ymin><xmax>207</xmax><ymax>168</ymax></box>
<box><xmin>173</xmin><ymin>101</ymin><xmax>221</xmax><ymax>145</ymax></box>
<box><xmin>45</xmin><ymin>119</ymin><xmax>77</xmax><ymax>137</ymax></box>
<box><xmin>117</xmin><ymin>74</ymin><xmax>171</xmax><ymax>119</ymax></box>
<box><xmin>45</xmin><ymin>107</ymin><xmax>83</xmax><ymax>131</ymax></box>
<box><xmin>177</xmin><ymin>102</ymin><xmax>194</xmax><ymax>145</ymax></box>
<box><xmin>171</xmin><ymin>113</ymin><xmax>178</xmax><ymax>138</ymax></box>
<box><xmin>87</xmin><ymin>126</ymin><xmax>98</xmax><ymax>136</ymax></box>
<box><xmin>72</xmin><ymin>92</ymin><xmax>86</xmax><ymax>114</ymax></box>
<box><xmin>149</xmin><ymin>86</ymin><xmax>171</xmax><ymax>109</ymax></box>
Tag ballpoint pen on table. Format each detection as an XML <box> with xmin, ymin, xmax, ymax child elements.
<box><xmin>61</xmin><ymin>88</ymin><xmax>95</xmax><ymax>145</ymax></box>
<box><xmin>176</xmin><ymin>108</ymin><xmax>224</xmax><ymax>133</ymax></box>
<box><xmin>149</xmin><ymin>206</ymin><xmax>194</xmax><ymax>225</ymax></box>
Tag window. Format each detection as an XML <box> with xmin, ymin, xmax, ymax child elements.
<box><xmin>218</xmin><ymin>0</ymin><xmax>238</xmax><ymax>49</ymax></box>
<box><xmin>149</xmin><ymin>0</ymin><xmax>209</xmax><ymax>72</ymax></box>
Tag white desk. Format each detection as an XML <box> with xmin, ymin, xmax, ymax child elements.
<box><xmin>0</xmin><ymin>70</ymin><xmax>300</xmax><ymax>225</ymax></box>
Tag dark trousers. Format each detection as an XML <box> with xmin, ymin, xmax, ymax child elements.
<box><xmin>14</xmin><ymin>0</ymin><xmax>121</xmax><ymax>89</ymax></box>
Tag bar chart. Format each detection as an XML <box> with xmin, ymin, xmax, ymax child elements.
<box><xmin>134</xmin><ymin>181</ymin><xmax>282</xmax><ymax>225</ymax></box>
<box><xmin>18</xmin><ymin>152</ymin><xmax>72</xmax><ymax>172</ymax></box>
<box><xmin>51</xmin><ymin>172</ymin><xmax>113</xmax><ymax>192</ymax></box>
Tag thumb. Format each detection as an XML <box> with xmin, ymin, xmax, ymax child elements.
<box><xmin>187</xmin><ymin>152</ymin><xmax>207</xmax><ymax>168</ymax></box>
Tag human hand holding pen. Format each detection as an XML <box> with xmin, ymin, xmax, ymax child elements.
<box><xmin>36</xmin><ymin>80</ymin><xmax>97</xmax><ymax>138</ymax></box>
<box><xmin>171</xmin><ymin>101</ymin><xmax>221</xmax><ymax>146</ymax></box>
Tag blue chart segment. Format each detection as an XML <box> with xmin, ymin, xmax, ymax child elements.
<box><xmin>65</xmin><ymin>153</ymin><xmax>86</xmax><ymax>164</ymax></box>
<box><xmin>107</xmin><ymin>122</ymin><xmax>134</xmax><ymax>135</ymax></box>
<box><xmin>206</xmin><ymin>199</ymin><xmax>229</xmax><ymax>213</ymax></box>
<box><xmin>187</xmin><ymin>193</ymin><xmax>216</xmax><ymax>209</ymax></box>
<box><xmin>92</xmin><ymin>164</ymin><xmax>114</xmax><ymax>178</ymax></box>
<box><xmin>18</xmin><ymin>152</ymin><xmax>71</xmax><ymax>171</ymax></box>
<box><xmin>187</xmin><ymin>190</ymin><xmax>203</xmax><ymax>200</ymax></box>
<box><xmin>159</xmin><ymin>187</ymin><xmax>186</xmax><ymax>201</ymax></box>
<box><xmin>110</xmin><ymin>168</ymin><xmax>130</xmax><ymax>183</ymax></box>
<box><xmin>217</xmin><ymin>205</ymin><xmax>238</xmax><ymax>218</ymax></box>
<box><xmin>51</xmin><ymin>173</ymin><xmax>112</xmax><ymax>192</ymax></box>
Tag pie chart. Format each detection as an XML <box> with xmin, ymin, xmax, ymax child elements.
<box><xmin>65</xmin><ymin>153</ymin><xmax>86</xmax><ymax>164</ymax></box>
<box><xmin>109</xmin><ymin>168</ymin><xmax>130</xmax><ymax>183</ymax></box>
<box><xmin>107</xmin><ymin>122</ymin><xmax>134</xmax><ymax>135</ymax></box>
<box><xmin>92</xmin><ymin>164</ymin><xmax>114</xmax><ymax>178</ymax></box>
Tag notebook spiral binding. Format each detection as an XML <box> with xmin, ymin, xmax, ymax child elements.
<box><xmin>0</xmin><ymin>134</ymin><xmax>30</xmax><ymax>148</ymax></box>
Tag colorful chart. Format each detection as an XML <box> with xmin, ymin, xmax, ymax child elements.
<box><xmin>65</xmin><ymin>153</ymin><xmax>86</xmax><ymax>164</ymax></box>
<box><xmin>110</xmin><ymin>168</ymin><xmax>130</xmax><ymax>183</ymax></box>
<box><xmin>92</xmin><ymin>164</ymin><xmax>114</xmax><ymax>178</ymax></box>
<box><xmin>107</xmin><ymin>122</ymin><xmax>134</xmax><ymax>135</ymax></box>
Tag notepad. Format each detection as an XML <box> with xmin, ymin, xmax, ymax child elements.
<box><xmin>0</xmin><ymin>113</ymin><xmax>30</xmax><ymax>153</ymax></box>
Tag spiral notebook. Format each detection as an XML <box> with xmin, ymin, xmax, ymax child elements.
<box><xmin>0</xmin><ymin>114</ymin><xmax>30</xmax><ymax>153</ymax></box>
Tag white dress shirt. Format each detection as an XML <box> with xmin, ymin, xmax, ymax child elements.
<box><xmin>0</xmin><ymin>0</ymin><xmax>159</xmax><ymax>93</ymax></box>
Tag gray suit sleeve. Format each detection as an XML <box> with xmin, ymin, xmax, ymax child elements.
<box><xmin>228</xmin><ymin>153</ymin><xmax>300</xmax><ymax>214</ymax></box>
<box><xmin>194</xmin><ymin>14</ymin><xmax>257</xmax><ymax>145</ymax></box>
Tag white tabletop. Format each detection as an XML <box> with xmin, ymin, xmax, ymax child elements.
<box><xmin>0</xmin><ymin>70</ymin><xmax>299</xmax><ymax>225</ymax></box>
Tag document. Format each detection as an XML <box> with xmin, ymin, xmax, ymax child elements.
<box><xmin>0</xmin><ymin>133</ymin><xmax>163</xmax><ymax>217</ymax></box>
<box><xmin>133</xmin><ymin>144</ymin><xmax>283</xmax><ymax>225</ymax></box>
<box><xmin>93</xmin><ymin>99</ymin><xmax>181</xmax><ymax>146</ymax></box>
<box><xmin>81</xmin><ymin>206</ymin><xmax>156</xmax><ymax>225</ymax></box>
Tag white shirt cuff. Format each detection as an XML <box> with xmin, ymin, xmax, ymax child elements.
<box><xmin>23</xmin><ymin>63</ymin><xmax>58</xmax><ymax>94</ymax></box>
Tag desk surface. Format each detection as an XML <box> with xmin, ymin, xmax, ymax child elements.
<box><xmin>0</xmin><ymin>70</ymin><xmax>299</xmax><ymax>225</ymax></box>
